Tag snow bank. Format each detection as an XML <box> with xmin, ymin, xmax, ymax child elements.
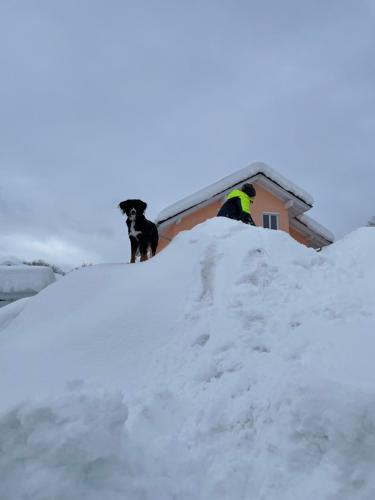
<box><xmin>0</xmin><ymin>297</ymin><xmax>31</xmax><ymax>332</ymax></box>
<box><xmin>0</xmin><ymin>220</ymin><xmax>375</xmax><ymax>499</ymax></box>
<box><xmin>0</xmin><ymin>264</ymin><xmax>55</xmax><ymax>301</ymax></box>
<box><xmin>0</xmin><ymin>388</ymin><xmax>128</xmax><ymax>500</ymax></box>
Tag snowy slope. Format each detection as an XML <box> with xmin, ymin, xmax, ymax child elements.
<box><xmin>0</xmin><ymin>219</ymin><xmax>375</xmax><ymax>500</ymax></box>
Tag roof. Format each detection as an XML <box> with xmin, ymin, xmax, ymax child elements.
<box><xmin>156</xmin><ymin>162</ymin><xmax>314</xmax><ymax>225</ymax></box>
<box><xmin>291</xmin><ymin>214</ymin><xmax>335</xmax><ymax>247</ymax></box>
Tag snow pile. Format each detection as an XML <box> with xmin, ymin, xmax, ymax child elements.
<box><xmin>0</xmin><ymin>264</ymin><xmax>55</xmax><ymax>301</ymax></box>
<box><xmin>0</xmin><ymin>388</ymin><xmax>128</xmax><ymax>500</ymax></box>
<box><xmin>0</xmin><ymin>219</ymin><xmax>375</xmax><ymax>499</ymax></box>
<box><xmin>0</xmin><ymin>386</ymin><xmax>182</xmax><ymax>500</ymax></box>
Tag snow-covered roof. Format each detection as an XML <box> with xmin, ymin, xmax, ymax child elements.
<box><xmin>156</xmin><ymin>162</ymin><xmax>314</xmax><ymax>224</ymax></box>
<box><xmin>294</xmin><ymin>214</ymin><xmax>335</xmax><ymax>245</ymax></box>
<box><xmin>0</xmin><ymin>265</ymin><xmax>56</xmax><ymax>301</ymax></box>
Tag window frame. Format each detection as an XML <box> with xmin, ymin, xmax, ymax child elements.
<box><xmin>262</xmin><ymin>212</ymin><xmax>280</xmax><ymax>230</ymax></box>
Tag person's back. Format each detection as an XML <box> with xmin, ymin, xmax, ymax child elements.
<box><xmin>217</xmin><ymin>183</ymin><xmax>256</xmax><ymax>226</ymax></box>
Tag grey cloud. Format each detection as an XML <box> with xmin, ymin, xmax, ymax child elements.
<box><xmin>0</xmin><ymin>0</ymin><xmax>374</xmax><ymax>265</ymax></box>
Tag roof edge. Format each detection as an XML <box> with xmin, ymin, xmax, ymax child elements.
<box><xmin>291</xmin><ymin>214</ymin><xmax>335</xmax><ymax>246</ymax></box>
<box><xmin>156</xmin><ymin>162</ymin><xmax>313</xmax><ymax>226</ymax></box>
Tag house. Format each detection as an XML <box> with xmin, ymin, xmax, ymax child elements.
<box><xmin>0</xmin><ymin>262</ymin><xmax>56</xmax><ymax>308</ymax></box>
<box><xmin>155</xmin><ymin>162</ymin><xmax>334</xmax><ymax>252</ymax></box>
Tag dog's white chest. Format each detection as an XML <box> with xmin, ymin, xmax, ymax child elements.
<box><xmin>129</xmin><ymin>220</ymin><xmax>142</xmax><ymax>239</ymax></box>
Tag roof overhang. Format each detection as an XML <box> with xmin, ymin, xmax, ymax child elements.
<box><xmin>254</xmin><ymin>172</ymin><xmax>312</xmax><ymax>217</ymax></box>
<box><xmin>157</xmin><ymin>171</ymin><xmax>312</xmax><ymax>230</ymax></box>
<box><xmin>290</xmin><ymin>215</ymin><xmax>334</xmax><ymax>248</ymax></box>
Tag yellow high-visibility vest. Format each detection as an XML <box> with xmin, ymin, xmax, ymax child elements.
<box><xmin>226</xmin><ymin>189</ymin><xmax>253</xmax><ymax>214</ymax></box>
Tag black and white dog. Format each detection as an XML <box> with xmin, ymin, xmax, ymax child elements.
<box><xmin>118</xmin><ymin>199</ymin><xmax>159</xmax><ymax>263</ymax></box>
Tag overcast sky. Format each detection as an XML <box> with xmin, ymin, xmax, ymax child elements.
<box><xmin>1</xmin><ymin>0</ymin><xmax>374</xmax><ymax>266</ymax></box>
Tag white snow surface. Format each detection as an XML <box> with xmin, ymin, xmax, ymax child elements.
<box><xmin>156</xmin><ymin>162</ymin><xmax>314</xmax><ymax>223</ymax></box>
<box><xmin>0</xmin><ymin>264</ymin><xmax>55</xmax><ymax>300</ymax></box>
<box><xmin>0</xmin><ymin>219</ymin><xmax>375</xmax><ymax>500</ymax></box>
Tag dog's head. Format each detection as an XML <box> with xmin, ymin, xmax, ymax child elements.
<box><xmin>118</xmin><ymin>199</ymin><xmax>147</xmax><ymax>221</ymax></box>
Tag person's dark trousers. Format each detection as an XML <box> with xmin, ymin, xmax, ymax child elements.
<box><xmin>217</xmin><ymin>198</ymin><xmax>242</xmax><ymax>220</ymax></box>
<box><xmin>217</xmin><ymin>197</ymin><xmax>255</xmax><ymax>226</ymax></box>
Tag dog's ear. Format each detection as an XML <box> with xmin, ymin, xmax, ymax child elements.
<box><xmin>137</xmin><ymin>200</ymin><xmax>147</xmax><ymax>214</ymax></box>
<box><xmin>118</xmin><ymin>200</ymin><xmax>131</xmax><ymax>215</ymax></box>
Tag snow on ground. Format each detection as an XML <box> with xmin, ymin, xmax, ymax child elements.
<box><xmin>0</xmin><ymin>264</ymin><xmax>55</xmax><ymax>303</ymax></box>
<box><xmin>0</xmin><ymin>219</ymin><xmax>375</xmax><ymax>499</ymax></box>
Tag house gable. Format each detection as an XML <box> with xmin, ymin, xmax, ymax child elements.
<box><xmin>156</xmin><ymin>162</ymin><xmax>334</xmax><ymax>251</ymax></box>
<box><xmin>250</xmin><ymin>183</ymin><xmax>289</xmax><ymax>232</ymax></box>
<box><xmin>157</xmin><ymin>181</ymin><xmax>293</xmax><ymax>252</ymax></box>
<box><xmin>156</xmin><ymin>162</ymin><xmax>313</xmax><ymax>227</ymax></box>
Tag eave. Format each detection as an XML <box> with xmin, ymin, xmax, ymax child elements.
<box><xmin>290</xmin><ymin>215</ymin><xmax>334</xmax><ymax>248</ymax></box>
<box><xmin>157</xmin><ymin>171</ymin><xmax>312</xmax><ymax>229</ymax></box>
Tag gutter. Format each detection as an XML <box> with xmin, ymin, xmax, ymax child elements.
<box><xmin>157</xmin><ymin>172</ymin><xmax>312</xmax><ymax>228</ymax></box>
<box><xmin>290</xmin><ymin>217</ymin><xmax>334</xmax><ymax>246</ymax></box>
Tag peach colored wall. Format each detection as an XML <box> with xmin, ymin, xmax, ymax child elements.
<box><xmin>158</xmin><ymin>183</ymin><xmax>293</xmax><ymax>252</ymax></box>
<box><xmin>289</xmin><ymin>227</ymin><xmax>309</xmax><ymax>246</ymax></box>
<box><xmin>250</xmin><ymin>185</ymin><xmax>289</xmax><ymax>232</ymax></box>
<box><xmin>157</xmin><ymin>198</ymin><xmax>223</xmax><ymax>252</ymax></box>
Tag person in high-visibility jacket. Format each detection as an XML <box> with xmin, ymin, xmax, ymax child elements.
<box><xmin>217</xmin><ymin>183</ymin><xmax>256</xmax><ymax>226</ymax></box>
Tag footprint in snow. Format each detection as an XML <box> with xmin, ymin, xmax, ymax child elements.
<box><xmin>193</xmin><ymin>334</ymin><xmax>210</xmax><ymax>347</ymax></box>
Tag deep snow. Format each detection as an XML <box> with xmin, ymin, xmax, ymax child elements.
<box><xmin>0</xmin><ymin>219</ymin><xmax>374</xmax><ymax>500</ymax></box>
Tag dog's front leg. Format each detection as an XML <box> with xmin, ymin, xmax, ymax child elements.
<box><xmin>130</xmin><ymin>237</ymin><xmax>137</xmax><ymax>264</ymax></box>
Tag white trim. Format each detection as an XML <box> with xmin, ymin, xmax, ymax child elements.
<box><xmin>263</xmin><ymin>212</ymin><xmax>280</xmax><ymax>230</ymax></box>
<box><xmin>157</xmin><ymin>172</ymin><xmax>310</xmax><ymax>230</ymax></box>
<box><xmin>156</xmin><ymin>162</ymin><xmax>313</xmax><ymax>224</ymax></box>
<box><xmin>289</xmin><ymin>215</ymin><xmax>334</xmax><ymax>248</ymax></box>
<box><xmin>297</xmin><ymin>214</ymin><xmax>334</xmax><ymax>243</ymax></box>
<box><xmin>284</xmin><ymin>200</ymin><xmax>294</xmax><ymax>210</ymax></box>
<box><xmin>158</xmin><ymin>176</ymin><xmax>262</xmax><ymax>230</ymax></box>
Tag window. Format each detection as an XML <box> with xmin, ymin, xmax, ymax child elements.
<box><xmin>263</xmin><ymin>213</ymin><xmax>279</xmax><ymax>230</ymax></box>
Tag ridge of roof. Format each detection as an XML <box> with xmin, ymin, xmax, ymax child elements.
<box><xmin>156</xmin><ymin>162</ymin><xmax>314</xmax><ymax>224</ymax></box>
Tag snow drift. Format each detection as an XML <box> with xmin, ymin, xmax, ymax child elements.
<box><xmin>0</xmin><ymin>219</ymin><xmax>374</xmax><ymax>500</ymax></box>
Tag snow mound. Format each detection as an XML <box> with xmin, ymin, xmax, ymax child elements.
<box><xmin>0</xmin><ymin>386</ymin><xmax>184</xmax><ymax>500</ymax></box>
<box><xmin>0</xmin><ymin>264</ymin><xmax>55</xmax><ymax>300</ymax></box>
<box><xmin>0</xmin><ymin>219</ymin><xmax>375</xmax><ymax>499</ymax></box>
<box><xmin>0</xmin><ymin>387</ymin><xmax>127</xmax><ymax>500</ymax></box>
